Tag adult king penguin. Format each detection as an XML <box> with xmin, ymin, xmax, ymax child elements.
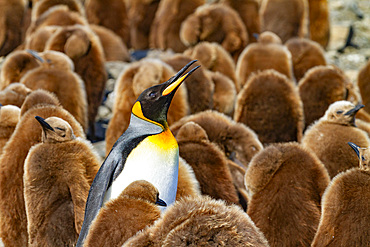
<box><xmin>76</xmin><ymin>60</ymin><xmax>199</xmax><ymax>246</ymax></box>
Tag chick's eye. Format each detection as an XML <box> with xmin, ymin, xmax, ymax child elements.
<box><xmin>336</xmin><ymin>110</ymin><xmax>344</xmax><ymax>114</ymax></box>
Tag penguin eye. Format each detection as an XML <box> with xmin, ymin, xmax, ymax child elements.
<box><xmin>336</xmin><ymin>110</ymin><xmax>344</xmax><ymax>114</ymax></box>
<box><xmin>55</xmin><ymin>127</ymin><xmax>65</xmax><ymax>131</ymax></box>
<box><xmin>148</xmin><ymin>91</ymin><xmax>156</xmax><ymax>98</ymax></box>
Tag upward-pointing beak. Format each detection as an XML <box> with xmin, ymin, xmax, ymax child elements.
<box><xmin>162</xmin><ymin>60</ymin><xmax>200</xmax><ymax>96</ymax></box>
<box><xmin>26</xmin><ymin>49</ymin><xmax>45</xmax><ymax>63</ymax></box>
<box><xmin>344</xmin><ymin>104</ymin><xmax>364</xmax><ymax>116</ymax></box>
<box><xmin>35</xmin><ymin>116</ymin><xmax>54</xmax><ymax>132</ymax></box>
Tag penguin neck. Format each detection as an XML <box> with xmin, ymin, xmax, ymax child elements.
<box><xmin>127</xmin><ymin>113</ymin><xmax>164</xmax><ymax>136</ymax></box>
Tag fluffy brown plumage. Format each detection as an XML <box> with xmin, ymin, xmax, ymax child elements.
<box><xmin>124</xmin><ymin>0</ymin><xmax>160</xmax><ymax>50</ymax></box>
<box><xmin>85</xmin><ymin>0</ymin><xmax>129</xmax><ymax>46</ymax></box>
<box><xmin>105</xmin><ymin>58</ymin><xmax>189</xmax><ymax>155</ymax></box>
<box><xmin>25</xmin><ymin>25</ymin><xmax>60</xmax><ymax>52</ymax></box>
<box><xmin>161</xmin><ymin>54</ymin><xmax>214</xmax><ymax>114</ymax></box>
<box><xmin>260</xmin><ymin>0</ymin><xmax>308</xmax><ymax>43</ymax></box>
<box><xmin>312</xmin><ymin>142</ymin><xmax>370</xmax><ymax>246</ymax></box>
<box><xmin>220</xmin><ymin>0</ymin><xmax>261</xmax><ymax>43</ymax></box>
<box><xmin>0</xmin><ymin>83</ymin><xmax>32</xmax><ymax>107</ymax></box>
<box><xmin>123</xmin><ymin>195</ymin><xmax>269</xmax><ymax>247</ymax></box>
<box><xmin>358</xmin><ymin>59</ymin><xmax>370</xmax><ymax>115</ymax></box>
<box><xmin>307</xmin><ymin>0</ymin><xmax>330</xmax><ymax>48</ymax></box>
<box><xmin>89</xmin><ymin>24</ymin><xmax>130</xmax><ymax>62</ymax></box>
<box><xmin>31</xmin><ymin>0</ymin><xmax>85</xmax><ymax>21</ymax></box>
<box><xmin>245</xmin><ymin>142</ymin><xmax>330</xmax><ymax>246</ymax></box>
<box><xmin>83</xmin><ymin>180</ymin><xmax>163</xmax><ymax>247</ymax></box>
<box><xmin>150</xmin><ymin>0</ymin><xmax>205</xmax><ymax>53</ymax></box>
<box><xmin>285</xmin><ymin>37</ymin><xmax>327</xmax><ymax>82</ymax></box>
<box><xmin>0</xmin><ymin>105</ymin><xmax>20</xmax><ymax>155</ymax></box>
<box><xmin>234</xmin><ymin>70</ymin><xmax>304</xmax><ymax>146</ymax></box>
<box><xmin>176</xmin><ymin>157</ymin><xmax>201</xmax><ymax>200</ymax></box>
<box><xmin>0</xmin><ymin>0</ymin><xmax>27</xmax><ymax>57</ymax></box>
<box><xmin>180</xmin><ymin>3</ymin><xmax>247</xmax><ymax>61</ymax></box>
<box><xmin>171</xmin><ymin>110</ymin><xmax>263</xmax><ymax>169</ymax></box>
<box><xmin>236</xmin><ymin>31</ymin><xmax>294</xmax><ymax>89</ymax></box>
<box><xmin>0</xmin><ymin>50</ymin><xmax>41</xmax><ymax>90</ymax></box>
<box><xmin>227</xmin><ymin>160</ymin><xmax>249</xmax><ymax>210</ymax></box>
<box><xmin>298</xmin><ymin>65</ymin><xmax>359</xmax><ymax>129</ymax></box>
<box><xmin>302</xmin><ymin>100</ymin><xmax>370</xmax><ymax>178</ymax></box>
<box><xmin>176</xmin><ymin>121</ymin><xmax>240</xmax><ymax>205</ymax></box>
<box><xmin>24</xmin><ymin>116</ymin><xmax>100</xmax><ymax>246</ymax></box>
<box><xmin>45</xmin><ymin>24</ymin><xmax>107</xmax><ymax>139</ymax></box>
<box><xmin>184</xmin><ymin>41</ymin><xmax>238</xmax><ymax>91</ymax></box>
<box><xmin>0</xmin><ymin>90</ymin><xmax>85</xmax><ymax>246</ymax></box>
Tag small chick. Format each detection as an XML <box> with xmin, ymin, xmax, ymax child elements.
<box><xmin>302</xmin><ymin>100</ymin><xmax>370</xmax><ymax>178</ymax></box>
<box><xmin>83</xmin><ymin>180</ymin><xmax>165</xmax><ymax>247</ymax></box>
<box><xmin>0</xmin><ymin>105</ymin><xmax>21</xmax><ymax>155</ymax></box>
<box><xmin>24</xmin><ymin>116</ymin><xmax>100</xmax><ymax>246</ymax></box>
<box><xmin>123</xmin><ymin>195</ymin><xmax>270</xmax><ymax>246</ymax></box>
<box><xmin>312</xmin><ymin>142</ymin><xmax>370</xmax><ymax>246</ymax></box>
<box><xmin>0</xmin><ymin>83</ymin><xmax>32</xmax><ymax>107</ymax></box>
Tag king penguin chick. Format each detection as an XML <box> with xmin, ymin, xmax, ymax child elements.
<box><xmin>298</xmin><ymin>65</ymin><xmax>360</xmax><ymax>130</ymax></box>
<box><xmin>125</xmin><ymin>0</ymin><xmax>161</xmax><ymax>50</ymax></box>
<box><xmin>123</xmin><ymin>195</ymin><xmax>270</xmax><ymax>247</ymax></box>
<box><xmin>170</xmin><ymin>110</ymin><xmax>263</xmax><ymax>169</ymax></box>
<box><xmin>149</xmin><ymin>0</ymin><xmax>205</xmax><ymax>53</ymax></box>
<box><xmin>0</xmin><ymin>105</ymin><xmax>21</xmax><ymax>155</ymax></box>
<box><xmin>31</xmin><ymin>0</ymin><xmax>84</xmax><ymax>20</ymax></box>
<box><xmin>285</xmin><ymin>37</ymin><xmax>327</xmax><ymax>82</ymax></box>
<box><xmin>307</xmin><ymin>0</ymin><xmax>330</xmax><ymax>48</ymax></box>
<box><xmin>20</xmin><ymin>50</ymin><xmax>89</xmax><ymax>131</ymax></box>
<box><xmin>83</xmin><ymin>180</ymin><xmax>165</xmax><ymax>247</ymax></box>
<box><xmin>312</xmin><ymin>142</ymin><xmax>370</xmax><ymax>246</ymax></box>
<box><xmin>236</xmin><ymin>31</ymin><xmax>294</xmax><ymax>89</ymax></box>
<box><xmin>0</xmin><ymin>90</ymin><xmax>85</xmax><ymax>246</ymax></box>
<box><xmin>105</xmin><ymin>58</ymin><xmax>189</xmax><ymax>155</ymax></box>
<box><xmin>0</xmin><ymin>0</ymin><xmax>27</xmax><ymax>57</ymax></box>
<box><xmin>176</xmin><ymin>122</ymin><xmax>240</xmax><ymax>205</ymax></box>
<box><xmin>245</xmin><ymin>142</ymin><xmax>330</xmax><ymax>246</ymax></box>
<box><xmin>0</xmin><ymin>83</ymin><xmax>32</xmax><ymax>107</ymax></box>
<box><xmin>45</xmin><ymin>24</ymin><xmax>107</xmax><ymax>140</ymax></box>
<box><xmin>302</xmin><ymin>100</ymin><xmax>370</xmax><ymax>178</ymax></box>
<box><xmin>260</xmin><ymin>0</ymin><xmax>308</xmax><ymax>43</ymax></box>
<box><xmin>357</xmin><ymin>59</ymin><xmax>370</xmax><ymax>114</ymax></box>
<box><xmin>76</xmin><ymin>60</ymin><xmax>199</xmax><ymax>246</ymax></box>
<box><xmin>234</xmin><ymin>70</ymin><xmax>304</xmax><ymax>146</ymax></box>
<box><xmin>24</xmin><ymin>116</ymin><xmax>100</xmax><ymax>247</ymax></box>
<box><xmin>24</xmin><ymin>25</ymin><xmax>60</xmax><ymax>52</ymax></box>
<box><xmin>184</xmin><ymin>41</ymin><xmax>238</xmax><ymax>91</ymax></box>
<box><xmin>180</xmin><ymin>3</ymin><xmax>248</xmax><ymax>61</ymax></box>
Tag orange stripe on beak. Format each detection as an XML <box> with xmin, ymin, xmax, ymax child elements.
<box><xmin>162</xmin><ymin>73</ymin><xmax>188</xmax><ymax>96</ymax></box>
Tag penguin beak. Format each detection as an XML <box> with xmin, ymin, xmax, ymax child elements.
<box><xmin>348</xmin><ymin>142</ymin><xmax>365</xmax><ymax>162</ymax></box>
<box><xmin>26</xmin><ymin>49</ymin><xmax>45</xmax><ymax>63</ymax></box>
<box><xmin>35</xmin><ymin>116</ymin><xmax>55</xmax><ymax>132</ymax></box>
<box><xmin>155</xmin><ymin>197</ymin><xmax>167</xmax><ymax>207</ymax></box>
<box><xmin>162</xmin><ymin>60</ymin><xmax>200</xmax><ymax>96</ymax></box>
<box><xmin>344</xmin><ymin>104</ymin><xmax>364</xmax><ymax>116</ymax></box>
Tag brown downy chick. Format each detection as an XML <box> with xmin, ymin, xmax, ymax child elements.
<box><xmin>180</xmin><ymin>3</ymin><xmax>248</xmax><ymax>61</ymax></box>
<box><xmin>171</xmin><ymin>110</ymin><xmax>263</xmax><ymax>169</ymax></box>
<box><xmin>184</xmin><ymin>42</ymin><xmax>238</xmax><ymax>91</ymax></box>
<box><xmin>0</xmin><ymin>105</ymin><xmax>21</xmax><ymax>155</ymax></box>
<box><xmin>20</xmin><ymin>89</ymin><xmax>61</xmax><ymax>116</ymax></box>
<box><xmin>162</xmin><ymin>54</ymin><xmax>214</xmax><ymax>114</ymax></box>
<box><xmin>298</xmin><ymin>65</ymin><xmax>358</xmax><ymax>130</ymax></box>
<box><xmin>45</xmin><ymin>24</ymin><xmax>107</xmax><ymax>139</ymax></box>
<box><xmin>307</xmin><ymin>0</ymin><xmax>330</xmax><ymax>48</ymax></box>
<box><xmin>31</xmin><ymin>0</ymin><xmax>85</xmax><ymax>21</ymax></box>
<box><xmin>302</xmin><ymin>100</ymin><xmax>370</xmax><ymax>178</ymax></box>
<box><xmin>285</xmin><ymin>37</ymin><xmax>327</xmax><ymax>82</ymax></box>
<box><xmin>85</xmin><ymin>0</ymin><xmax>130</xmax><ymax>47</ymax></box>
<box><xmin>0</xmin><ymin>50</ymin><xmax>41</xmax><ymax>90</ymax></box>
<box><xmin>260</xmin><ymin>0</ymin><xmax>308</xmax><ymax>43</ymax></box>
<box><xmin>0</xmin><ymin>0</ymin><xmax>27</xmax><ymax>57</ymax></box>
<box><xmin>25</xmin><ymin>25</ymin><xmax>60</xmax><ymax>52</ymax></box>
<box><xmin>89</xmin><ymin>24</ymin><xmax>130</xmax><ymax>62</ymax></box>
<box><xmin>234</xmin><ymin>70</ymin><xmax>304</xmax><ymax>146</ymax></box>
<box><xmin>245</xmin><ymin>142</ymin><xmax>330</xmax><ymax>246</ymax></box>
<box><xmin>0</xmin><ymin>83</ymin><xmax>32</xmax><ymax>107</ymax></box>
<box><xmin>83</xmin><ymin>180</ymin><xmax>165</xmax><ymax>247</ymax></box>
<box><xmin>236</xmin><ymin>31</ymin><xmax>294</xmax><ymax>89</ymax></box>
<box><xmin>105</xmin><ymin>58</ymin><xmax>189</xmax><ymax>154</ymax></box>
<box><xmin>312</xmin><ymin>142</ymin><xmax>370</xmax><ymax>246</ymax></box>
<box><xmin>149</xmin><ymin>0</ymin><xmax>205</xmax><ymax>53</ymax></box>
<box><xmin>0</xmin><ymin>90</ymin><xmax>85</xmax><ymax>246</ymax></box>
<box><xmin>20</xmin><ymin>50</ymin><xmax>88</xmax><ymax>131</ymax></box>
<box><xmin>220</xmin><ymin>0</ymin><xmax>261</xmax><ymax>43</ymax></box>
<box><xmin>358</xmin><ymin>59</ymin><xmax>370</xmax><ymax>115</ymax></box>
<box><xmin>176</xmin><ymin>122</ymin><xmax>240</xmax><ymax>205</ymax></box>
<box><xmin>24</xmin><ymin>116</ymin><xmax>100</xmax><ymax>247</ymax></box>
<box><xmin>125</xmin><ymin>0</ymin><xmax>160</xmax><ymax>50</ymax></box>
<box><xmin>123</xmin><ymin>195</ymin><xmax>269</xmax><ymax>247</ymax></box>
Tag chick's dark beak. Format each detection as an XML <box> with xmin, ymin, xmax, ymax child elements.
<box><xmin>155</xmin><ymin>197</ymin><xmax>167</xmax><ymax>207</ymax></box>
<box><xmin>35</xmin><ymin>116</ymin><xmax>54</xmax><ymax>132</ymax></box>
<box><xmin>344</xmin><ymin>104</ymin><xmax>364</xmax><ymax>116</ymax></box>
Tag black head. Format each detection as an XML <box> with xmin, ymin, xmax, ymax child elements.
<box><xmin>132</xmin><ymin>60</ymin><xmax>199</xmax><ymax>128</ymax></box>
